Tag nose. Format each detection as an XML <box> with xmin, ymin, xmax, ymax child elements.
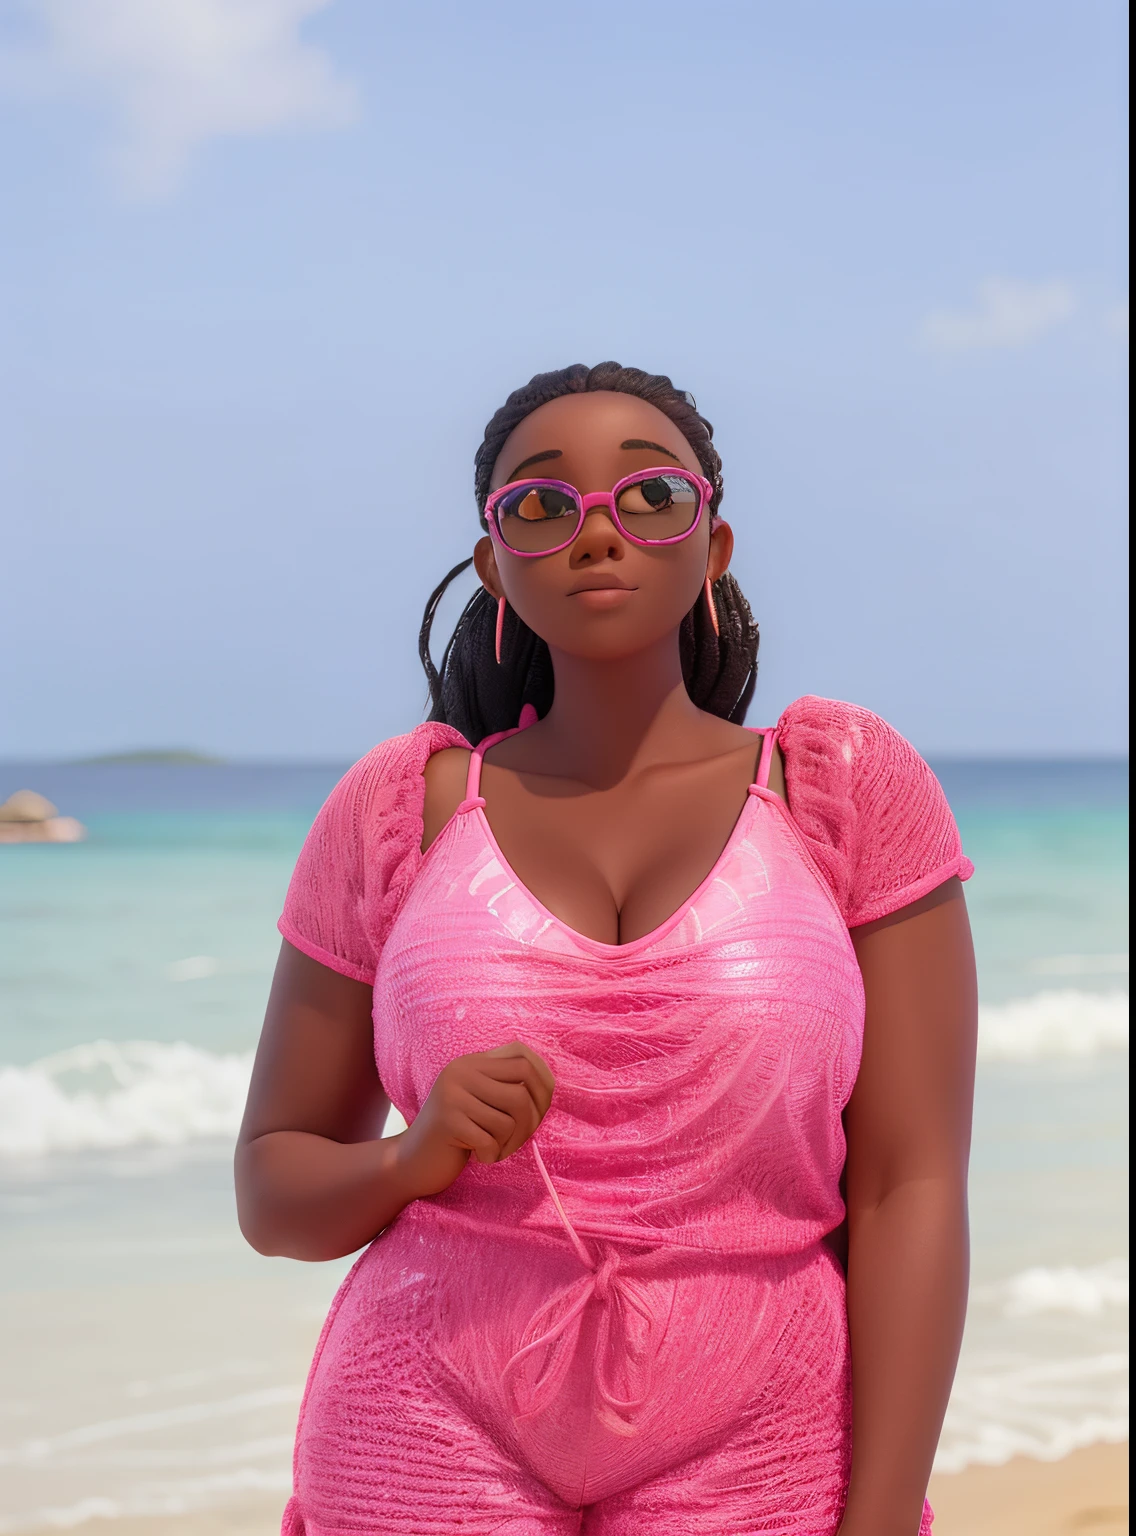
<box><xmin>569</xmin><ymin>506</ymin><xmax>625</xmax><ymax>566</ymax></box>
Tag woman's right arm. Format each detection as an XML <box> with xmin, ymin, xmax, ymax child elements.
<box><xmin>235</xmin><ymin>940</ymin><xmax>553</xmax><ymax>1261</ymax></box>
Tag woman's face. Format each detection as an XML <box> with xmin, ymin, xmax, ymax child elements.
<box><xmin>474</xmin><ymin>391</ymin><xmax>734</xmax><ymax>662</ymax></box>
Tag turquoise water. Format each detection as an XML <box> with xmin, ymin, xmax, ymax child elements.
<box><xmin>951</xmin><ymin>803</ymin><xmax>1128</xmax><ymax>1004</ymax></box>
<box><xmin>2</xmin><ymin>812</ymin><xmax>305</xmax><ymax>1062</ymax></box>
<box><xmin>0</xmin><ymin>758</ymin><xmax>1127</xmax><ymax>1524</ymax></box>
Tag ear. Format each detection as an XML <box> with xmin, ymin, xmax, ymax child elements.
<box><xmin>473</xmin><ymin>535</ymin><xmax>503</xmax><ymax>600</ymax></box>
<box><xmin>707</xmin><ymin>519</ymin><xmax>734</xmax><ymax>583</ymax></box>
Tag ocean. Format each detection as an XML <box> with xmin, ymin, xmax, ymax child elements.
<box><xmin>0</xmin><ymin>757</ymin><xmax>1128</xmax><ymax>1528</ymax></box>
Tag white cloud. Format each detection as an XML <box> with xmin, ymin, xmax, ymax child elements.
<box><xmin>0</xmin><ymin>0</ymin><xmax>358</xmax><ymax>198</ymax></box>
<box><xmin>922</xmin><ymin>278</ymin><xmax>1077</xmax><ymax>352</ymax></box>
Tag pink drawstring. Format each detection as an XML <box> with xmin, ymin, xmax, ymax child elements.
<box><xmin>502</xmin><ymin>1143</ymin><xmax>661</xmax><ymax>1432</ymax></box>
<box><xmin>530</xmin><ymin>1142</ymin><xmax>592</xmax><ymax>1266</ymax></box>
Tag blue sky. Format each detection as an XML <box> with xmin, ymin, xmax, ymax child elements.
<box><xmin>0</xmin><ymin>0</ymin><xmax>1128</xmax><ymax>758</ymax></box>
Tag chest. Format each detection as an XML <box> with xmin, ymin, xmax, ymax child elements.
<box><xmin>477</xmin><ymin>748</ymin><xmax>761</xmax><ymax>946</ymax></box>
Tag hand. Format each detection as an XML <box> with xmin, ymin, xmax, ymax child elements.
<box><xmin>395</xmin><ymin>1041</ymin><xmax>556</xmax><ymax>1198</ymax></box>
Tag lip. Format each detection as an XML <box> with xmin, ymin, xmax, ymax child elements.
<box><xmin>566</xmin><ymin>578</ymin><xmax>637</xmax><ymax>595</ymax></box>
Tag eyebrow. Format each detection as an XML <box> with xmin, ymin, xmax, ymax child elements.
<box><xmin>621</xmin><ymin>439</ymin><xmax>684</xmax><ymax>464</ymax></box>
<box><xmin>503</xmin><ymin>449</ymin><xmax>563</xmax><ymax>484</ymax></box>
<box><xmin>501</xmin><ymin>439</ymin><xmax>684</xmax><ymax>487</ymax></box>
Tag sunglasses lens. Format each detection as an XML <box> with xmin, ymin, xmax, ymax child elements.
<box><xmin>615</xmin><ymin>473</ymin><xmax>701</xmax><ymax>540</ymax></box>
<box><xmin>495</xmin><ymin>483</ymin><xmax>581</xmax><ymax>552</ymax></box>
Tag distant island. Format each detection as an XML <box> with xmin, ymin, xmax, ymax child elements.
<box><xmin>76</xmin><ymin>749</ymin><xmax>226</xmax><ymax>766</ymax></box>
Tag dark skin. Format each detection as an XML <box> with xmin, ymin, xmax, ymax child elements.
<box><xmin>237</xmin><ymin>391</ymin><xmax>977</xmax><ymax>1536</ymax></box>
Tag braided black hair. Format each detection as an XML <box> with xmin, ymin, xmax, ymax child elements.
<box><xmin>419</xmin><ymin>362</ymin><xmax>759</xmax><ymax>744</ymax></box>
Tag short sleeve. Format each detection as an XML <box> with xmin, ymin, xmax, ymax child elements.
<box><xmin>777</xmin><ymin>696</ymin><xmax>974</xmax><ymax>928</ymax></box>
<box><xmin>278</xmin><ymin>723</ymin><xmax>469</xmax><ymax>985</ymax></box>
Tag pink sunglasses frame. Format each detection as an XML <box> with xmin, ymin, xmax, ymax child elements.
<box><xmin>485</xmin><ymin>466</ymin><xmax>717</xmax><ymax>558</ymax></box>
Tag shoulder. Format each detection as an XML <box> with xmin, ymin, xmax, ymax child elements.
<box><xmin>279</xmin><ymin>722</ymin><xmax>472</xmax><ymax>976</ymax></box>
<box><xmin>327</xmin><ymin>722</ymin><xmax>472</xmax><ymax>829</ymax></box>
<box><xmin>773</xmin><ymin>696</ymin><xmax>972</xmax><ymax>926</ymax></box>
<box><xmin>296</xmin><ymin>722</ymin><xmax>471</xmax><ymax>874</ymax></box>
<box><xmin>345</xmin><ymin>721</ymin><xmax>473</xmax><ymax>783</ymax></box>
<box><xmin>776</xmin><ymin>695</ymin><xmax>913</xmax><ymax>774</ymax></box>
<box><xmin>776</xmin><ymin>695</ymin><xmax>937</xmax><ymax>810</ymax></box>
<box><xmin>421</xmin><ymin>744</ymin><xmax>474</xmax><ymax>851</ymax></box>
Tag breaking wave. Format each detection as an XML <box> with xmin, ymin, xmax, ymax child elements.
<box><xmin>0</xmin><ymin>1041</ymin><xmax>254</xmax><ymax>1157</ymax></box>
<box><xmin>978</xmin><ymin>989</ymin><xmax>1128</xmax><ymax>1060</ymax></box>
<box><xmin>0</xmin><ymin>1040</ymin><xmax>408</xmax><ymax>1157</ymax></box>
<box><xmin>935</xmin><ymin>1349</ymin><xmax>1129</xmax><ymax>1472</ymax></box>
<box><xmin>976</xmin><ymin>1260</ymin><xmax>1129</xmax><ymax>1318</ymax></box>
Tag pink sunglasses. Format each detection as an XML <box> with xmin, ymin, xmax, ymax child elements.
<box><xmin>485</xmin><ymin>467</ymin><xmax>716</xmax><ymax>558</ymax></box>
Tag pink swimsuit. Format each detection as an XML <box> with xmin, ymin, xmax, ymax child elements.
<box><xmin>277</xmin><ymin>697</ymin><xmax>971</xmax><ymax>1536</ymax></box>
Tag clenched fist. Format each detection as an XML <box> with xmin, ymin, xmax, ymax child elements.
<box><xmin>394</xmin><ymin>1041</ymin><xmax>556</xmax><ymax>1198</ymax></box>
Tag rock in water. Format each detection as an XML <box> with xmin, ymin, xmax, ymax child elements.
<box><xmin>0</xmin><ymin>790</ymin><xmax>86</xmax><ymax>843</ymax></box>
<box><xmin>0</xmin><ymin>789</ymin><xmax>58</xmax><ymax>822</ymax></box>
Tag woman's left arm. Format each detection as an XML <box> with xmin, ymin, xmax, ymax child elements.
<box><xmin>838</xmin><ymin>876</ymin><xmax>978</xmax><ymax>1536</ymax></box>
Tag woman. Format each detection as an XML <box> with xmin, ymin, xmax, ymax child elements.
<box><xmin>236</xmin><ymin>362</ymin><xmax>978</xmax><ymax>1536</ymax></box>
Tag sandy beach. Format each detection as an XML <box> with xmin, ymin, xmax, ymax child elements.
<box><xmin>27</xmin><ymin>1441</ymin><xmax>1126</xmax><ymax>1534</ymax></box>
<box><xmin>928</xmin><ymin>1441</ymin><xmax>1129</xmax><ymax>1534</ymax></box>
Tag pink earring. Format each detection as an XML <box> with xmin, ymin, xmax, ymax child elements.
<box><xmin>704</xmin><ymin>576</ymin><xmax>720</xmax><ymax>638</ymax></box>
<box><xmin>495</xmin><ymin>596</ymin><xmax>507</xmax><ymax>665</ymax></box>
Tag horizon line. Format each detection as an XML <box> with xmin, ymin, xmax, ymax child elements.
<box><xmin>0</xmin><ymin>751</ymin><xmax>1129</xmax><ymax>768</ymax></box>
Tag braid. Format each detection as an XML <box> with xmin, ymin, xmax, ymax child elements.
<box><xmin>420</xmin><ymin>362</ymin><xmax>759</xmax><ymax>744</ymax></box>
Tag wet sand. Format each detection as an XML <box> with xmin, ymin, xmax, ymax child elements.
<box><xmin>928</xmin><ymin>1440</ymin><xmax>1129</xmax><ymax>1535</ymax></box>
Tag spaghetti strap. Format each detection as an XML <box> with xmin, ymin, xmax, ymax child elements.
<box><xmin>463</xmin><ymin>705</ymin><xmax>540</xmax><ymax>806</ymax></box>
<box><xmin>755</xmin><ymin>728</ymin><xmax>779</xmax><ymax>790</ymax></box>
<box><xmin>463</xmin><ymin>746</ymin><xmax>489</xmax><ymax>805</ymax></box>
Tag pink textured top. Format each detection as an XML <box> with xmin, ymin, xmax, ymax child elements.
<box><xmin>276</xmin><ymin>697</ymin><xmax>969</xmax><ymax>1533</ymax></box>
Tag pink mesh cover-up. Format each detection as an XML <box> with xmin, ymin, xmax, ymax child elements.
<box><xmin>277</xmin><ymin>697</ymin><xmax>972</xmax><ymax>1536</ymax></box>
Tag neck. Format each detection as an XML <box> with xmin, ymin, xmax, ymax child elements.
<box><xmin>539</xmin><ymin>634</ymin><xmax>705</xmax><ymax>788</ymax></box>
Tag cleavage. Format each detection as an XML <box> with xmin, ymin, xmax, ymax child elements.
<box><xmin>477</xmin><ymin>760</ymin><xmax>757</xmax><ymax>946</ymax></box>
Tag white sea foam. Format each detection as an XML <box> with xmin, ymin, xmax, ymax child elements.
<box><xmin>0</xmin><ymin>1387</ymin><xmax>300</xmax><ymax>1467</ymax></box>
<box><xmin>0</xmin><ymin>1040</ymin><xmax>407</xmax><ymax>1157</ymax></box>
<box><xmin>0</xmin><ymin>1041</ymin><xmax>254</xmax><ymax>1157</ymax></box>
<box><xmin>0</xmin><ymin>1388</ymin><xmax>297</xmax><ymax>1468</ymax></box>
<box><xmin>986</xmin><ymin>1260</ymin><xmax>1129</xmax><ymax>1318</ymax></box>
<box><xmin>934</xmin><ymin>1350</ymin><xmax>1129</xmax><ymax>1472</ymax></box>
<box><xmin>935</xmin><ymin>1262</ymin><xmax>1131</xmax><ymax>1472</ymax></box>
<box><xmin>978</xmin><ymin>989</ymin><xmax>1129</xmax><ymax>1059</ymax></box>
<box><xmin>0</xmin><ymin>1468</ymin><xmax>292</xmax><ymax>1533</ymax></box>
<box><xmin>165</xmin><ymin>956</ymin><xmax>221</xmax><ymax>982</ymax></box>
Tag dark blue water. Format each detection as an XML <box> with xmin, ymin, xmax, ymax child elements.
<box><xmin>0</xmin><ymin>762</ymin><xmax>351</xmax><ymax>817</ymax></box>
